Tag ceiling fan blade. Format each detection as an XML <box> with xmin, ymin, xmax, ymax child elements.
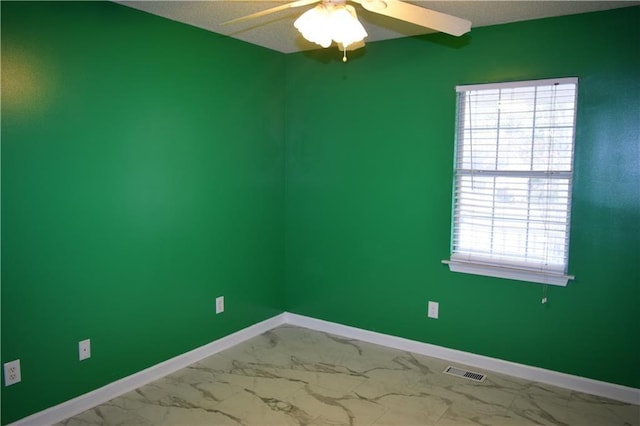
<box><xmin>353</xmin><ymin>0</ymin><xmax>471</xmax><ymax>36</ymax></box>
<box><xmin>222</xmin><ymin>0</ymin><xmax>320</xmax><ymax>25</ymax></box>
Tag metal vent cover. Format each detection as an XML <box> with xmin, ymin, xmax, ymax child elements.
<box><xmin>444</xmin><ymin>366</ymin><xmax>487</xmax><ymax>382</ymax></box>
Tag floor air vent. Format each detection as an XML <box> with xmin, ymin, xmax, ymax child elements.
<box><xmin>443</xmin><ymin>366</ymin><xmax>486</xmax><ymax>382</ymax></box>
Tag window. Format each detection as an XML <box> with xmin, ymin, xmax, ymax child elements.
<box><xmin>444</xmin><ymin>78</ymin><xmax>578</xmax><ymax>286</ymax></box>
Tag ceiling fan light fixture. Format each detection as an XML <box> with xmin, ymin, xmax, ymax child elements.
<box><xmin>331</xmin><ymin>5</ymin><xmax>368</xmax><ymax>47</ymax></box>
<box><xmin>294</xmin><ymin>4</ymin><xmax>332</xmax><ymax>48</ymax></box>
<box><xmin>294</xmin><ymin>3</ymin><xmax>368</xmax><ymax>50</ymax></box>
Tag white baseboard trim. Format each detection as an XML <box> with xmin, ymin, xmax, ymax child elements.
<box><xmin>9</xmin><ymin>314</ymin><xmax>287</xmax><ymax>426</ymax></box>
<box><xmin>284</xmin><ymin>312</ymin><xmax>640</xmax><ymax>405</ymax></box>
<box><xmin>11</xmin><ymin>311</ymin><xmax>639</xmax><ymax>425</ymax></box>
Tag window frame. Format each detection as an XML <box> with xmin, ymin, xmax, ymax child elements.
<box><xmin>443</xmin><ymin>77</ymin><xmax>578</xmax><ymax>286</ymax></box>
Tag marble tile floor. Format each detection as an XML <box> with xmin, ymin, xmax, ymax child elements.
<box><xmin>57</xmin><ymin>325</ymin><xmax>639</xmax><ymax>426</ymax></box>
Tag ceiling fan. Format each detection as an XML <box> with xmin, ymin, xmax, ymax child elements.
<box><xmin>224</xmin><ymin>0</ymin><xmax>472</xmax><ymax>61</ymax></box>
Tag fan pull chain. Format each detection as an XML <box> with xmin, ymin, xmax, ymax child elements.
<box><xmin>343</xmin><ymin>46</ymin><xmax>348</xmax><ymax>62</ymax></box>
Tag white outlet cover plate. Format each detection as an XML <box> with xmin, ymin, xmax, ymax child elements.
<box><xmin>216</xmin><ymin>296</ymin><xmax>224</xmax><ymax>314</ymax></box>
<box><xmin>79</xmin><ymin>339</ymin><xmax>91</xmax><ymax>361</ymax></box>
<box><xmin>428</xmin><ymin>301</ymin><xmax>439</xmax><ymax>319</ymax></box>
<box><xmin>4</xmin><ymin>359</ymin><xmax>21</xmax><ymax>386</ymax></box>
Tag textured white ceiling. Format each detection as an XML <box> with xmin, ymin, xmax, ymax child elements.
<box><xmin>117</xmin><ymin>1</ymin><xmax>640</xmax><ymax>53</ymax></box>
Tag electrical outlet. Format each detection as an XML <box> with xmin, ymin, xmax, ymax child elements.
<box><xmin>4</xmin><ymin>359</ymin><xmax>21</xmax><ymax>386</ymax></box>
<box><xmin>428</xmin><ymin>301</ymin><xmax>439</xmax><ymax>319</ymax></box>
<box><xmin>216</xmin><ymin>296</ymin><xmax>224</xmax><ymax>314</ymax></box>
<box><xmin>79</xmin><ymin>339</ymin><xmax>91</xmax><ymax>361</ymax></box>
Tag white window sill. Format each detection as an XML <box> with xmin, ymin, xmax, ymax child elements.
<box><xmin>442</xmin><ymin>259</ymin><xmax>574</xmax><ymax>287</ymax></box>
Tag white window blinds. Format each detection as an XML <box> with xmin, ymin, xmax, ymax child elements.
<box><xmin>445</xmin><ymin>78</ymin><xmax>578</xmax><ymax>286</ymax></box>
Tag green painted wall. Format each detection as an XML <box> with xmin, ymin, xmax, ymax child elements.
<box><xmin>285</xmin><ymin>6</ymin><xmax>639</xmax><ymax>389</ymax></box>
<box><xmin>1</xmin><ymin>2</ymin><xmax>285</xmax><ymax>424</ymax></box>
